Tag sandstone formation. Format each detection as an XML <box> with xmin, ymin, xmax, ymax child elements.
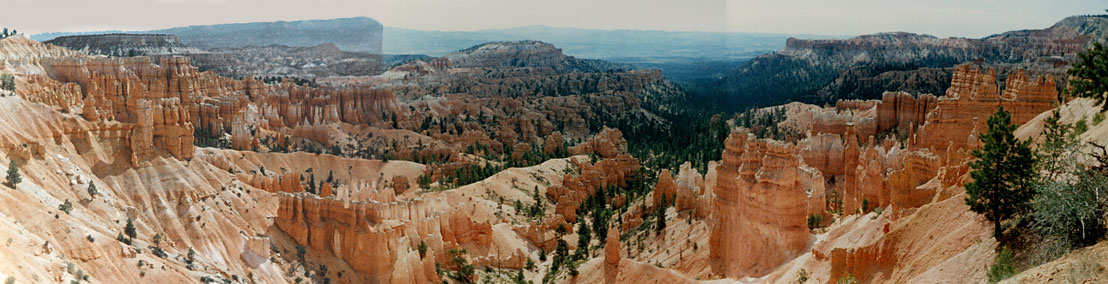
<box><xmin>569</xmin><ymin>127</ymin><xmax>629</xmax><ymax>159</ymax></box>
<box><xmin>709</xmin><ymin>130</ymin><xmax>810</xmax><ymax>278</ymax></box>
<box><xmin>917</xmin><ymin>64</ymin><xmax>1057</xmax><ymax>152</ymax></box>
<box><xmin>605</xmin><ymin>227</ymin><xmax>620</xmax><ymax>267</ymax></box>
<box><xmin>547</xmin><ymin>153</ymin><xmax>640</xmax><ymax>223</ymax></box>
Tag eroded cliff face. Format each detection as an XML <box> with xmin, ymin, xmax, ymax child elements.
<box><xmin>705</xmin><ymin>62</ymin><xmax>1059</xmax><ymax>282</ymax></box>
<box><xmin>22</xmin><ymin>52</ymin><xmax>397</xmax><ymax>165</ymax></box>
<box><xmin>916</xmin><ymin>64</ymin><xmax>1057</xmax><ymax>152</ymax></box>
<box><xmin>709</xmin><ymin>130</ymin><xmax>810</xmax><ymax>278</ymax></box>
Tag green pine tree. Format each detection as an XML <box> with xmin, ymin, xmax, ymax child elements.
<box><xmin>1037</xmin><ymin>110</ymin><xmax>1077</xmax><ymax>181</ymax></box>
<box><xmin>965</xmin><ymin>107</ymin><xmax>1037</xmax><ymax>239</ymax></box>
<box><xmin>59</xmin><ymin>199</ymin><xmax>73</xmax><ymax>214</ymax></box>
<box><xmin>576</xmin><ymin>219</ymin><xmax>590</xmax><ymax>259</ymax></box>
<box><xmin>5</xmin><ymin>160</ymin><xmax>20</xmax><ymax>187</ymax></box>
<box><xmin>87</xmin><ymin>182</ymin><xmax>99</xmax><ymax>198</ymax></box>
<box><xmin>124</xmin><ymin>218</ymin><xmax>137</xmax><ymax>241</ymax></box>
<box><xmin>1068</xmin><ymin>42</ymin><xmax>1108</xmax><ymax>111</ymax></box>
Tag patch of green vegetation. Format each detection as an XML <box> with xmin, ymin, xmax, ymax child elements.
<box><xmin>987</xmin><ymin>246</ymin><xmax>1017</xmax><ymax>283</ymax></box>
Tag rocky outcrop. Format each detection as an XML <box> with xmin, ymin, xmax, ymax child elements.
<box><xmin>605</xmin><ymin>227</ymin><xmax>620</xmax><ymax>267</ymax></box>
<box><xmin>569</xmin><ymin>127</ymin><xmax>628</xmax><ymax>159</ymax></box>
<box><xmin>916</xmin><ymin>64</ymin><xmax>1057</xmax><ymax>152</ymax></box>
<box><xmin>44</xmin><ymin>57</ymin><xmax>198</xmax><ymax>163</ymax></box>
<box><xmin>547</xmin><ymin>154</ymin><xmax>640</xmax><ymax>223</ymax></box>
<box><xmin>673</xmin><ymin>162</ymin><xmax>709</xmax><ymax>218</ymax></box>
<box><xmin>445</xmin><ymin>40</ymin><xmax>631</xmax><ymax>73</ymax></box>
<box><xmin>543</xmin><ymin>132</ymin><xmax>565</xmax><ymax>154</ymax></box>
<box><xmin>709</xmin><ymin>130</ymin><xmax>810</xmax><ymax>278</ymax></box>
<box><xmin>275</xmin><ymin>193</ymin><xmax>506</xmax><ymax>283</ymax></box>
<box><xmin>245</xmin><ymin>172</ymin><xmax>304</xmax><ymax>193</ymax></box>
<box><xmin>652</xmin><ymin>169</ymin><xmax>676</xmax><ymax>208</ymax></box>
<box><xmin>34</xmin><ymin>54</ymin><xmax>399</xmax><ymax>162</ymax></box>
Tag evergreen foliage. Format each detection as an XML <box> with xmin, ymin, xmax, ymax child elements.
<box><xmin>5</xmin><ymin>160</ymin><xmax>20</xmax><ymax>187</ymax></box>
<box><xmin>448</xmin><ymin>248</ymin><xmax>475</xmax><ymax>283</ymax></box>
<box><xmin>1068</xmin><ymin>42</ymin><xmax>1108</xmax><ymax>111</ymax></box>
<box><xmin>1032</xmin><ymin>110</ymin><xmax>1108</xmax><ymax>250</ymax></box>
<box><xmin>0</xmin><ymin>74</ymin><xmax>14</xmax><ymax>92</ymax></box>
<box><xmin>87</xmin><ymin>183</ymin><xmax>98</xmax><ymax>198</ymax></box>
<box><xmin>575</xmin><ymin>219</ymin><xmax>590</xmax><ymax>259</ymax></box>
<box><xmin>59</xmin><ymin>199</ymin><xmax>73</xmax><ymax>214</ymax></box>
<box><xmin>965</xmin><ymin>107</ymin><xmax>1036</xmax><ymax>238</ymax></box>
<box><xmin>124</xmin><ymin>218</ymin><xmax>137</xmax><ymax>242</ymax></box>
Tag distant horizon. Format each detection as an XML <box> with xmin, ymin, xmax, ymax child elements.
<box><xmin>6</xmin><ymin>0</ymin><xmax>1105</xmax><ymax>39</ymax></box>
<box><xmin>28</xmin><ymin>19</ymin><xmax>848</xmax><ymax>40</ymax></box>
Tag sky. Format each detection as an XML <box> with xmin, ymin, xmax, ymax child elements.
<box><xmin>4</xmin><ymin>0</ymin><xmax>1106</xmax><ymax>38</ymax></box>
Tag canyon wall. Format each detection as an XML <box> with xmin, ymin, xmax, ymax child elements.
<box><xmin>708</xmin><ymin>62</ymin><xmax>1058</xmax><ymax>280</ymax></box>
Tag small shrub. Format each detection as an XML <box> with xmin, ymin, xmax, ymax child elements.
<box><xmin>1075</xmin><ymin>119</ymin><xmax>1089</xmax><ymax>135</ymax></box>
<box><xmin>151</xmin><ymin>246</ymin><xmax>168</xmax><ymax>258</ymax></box>
<box><xmin>796</xmin><ymin>268</ymin><xmax>809</xmax><ymax>283</ymax></box>
<box><xmin>807</xmin><ymin>214</ymin><xmax>823</xmax><ymax>230</ymax></box>
<box><xmin>296</xmin><ymin>244</ymin><xmax>307</xmax><ymax>262</ymax></box>
<box><xmin>124</xmin><ymin>218</ymin><xmax>137</xmax><ymax>241</ymax></box>
<box><xmin>1033</xmin><ymin>173</ymin><xmax>1108</xmax><ymax>249</ymax></box>
<box><xmin>418</xmin><ymin>239</ymin><xmax>428</xmax><ymax>258</ymax></box>
<box><xmin>836</xmin><ymin>274</ymin><xmax>857</xmax><ymax>284</ymax></box>
<box><xmin>117</xmin><ymin>233</ymin><xmax>131</xmax><ymax>245</ymax></box>
<box><xmin>987</xmin><ymin>246</ymin><xmax>1017</xmax><ymax>283</ymax></box>
<box><xmin>87</xmin><ymin>183</ymin><xmax>98</xmax><ymax>198</ymax></box>
<box><xmin>187</xmin><ymin>247</ymin><xmax>197</xmax><ymax>265</ymax></box>
<box><xmin>59</xmin><ymin>200</ymin><xmax>73</xmax><ymax>214</ymax></box>
<box><xmin>5</xmin><ymin>159</ymin><xmax>21</xmax><ymax>187</ymax></box>
<box><xmin>1094</xmin><ymin>112</ymin><xmax>1105</xmax><ymax>126</ymax></box>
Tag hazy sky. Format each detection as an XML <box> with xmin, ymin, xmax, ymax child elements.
<box><xmin>5</xmin><ymin>0</ymin><xmax>1106</xmax><ymax>38</ymax></box>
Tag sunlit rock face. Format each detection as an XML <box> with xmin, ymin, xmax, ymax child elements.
<box><xmin>709</xmin><ymin>130</ymin><xmax>810</xmax><ymax>278</ymax></box>
<box><xmin>916</xmin><ymin>64</ymin><xmax>1057</xmax><ymax>153</ymax></box>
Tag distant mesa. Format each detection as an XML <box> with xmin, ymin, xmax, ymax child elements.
<box><xmin>707</xmin><ymin>15</ymin><xmax>1108</xmax><ymax>110</ymax></box>
<box><xmin>444</xmin><ymin>40</ymin><xmax>633</xmax><ymax>73</ymax></box>
<box><xmin>45</xmin><ymin>33</ymin><xmax>202</xmax><ymax>56</ymax></box>
<box><xmin>151</xmin><ymin>17</ymin><xmax>383</xmax><ymax>54</ymax></box>
<box><xmin>45</xmin><ymin>33</ymin><xmax>387</xmax><ymax>78</ymax></box>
